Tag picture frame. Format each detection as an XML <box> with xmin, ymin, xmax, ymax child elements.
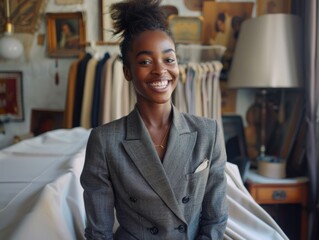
<box><xmin>279</xmin><ymin>91</ymin><xmax>304</xmax><ymax>161</ymax></box>
<box><xmin>222</xmin><ymin>114</ymin><xmax>250</xmax><ymax>178</ymax></box>
<box><xmin>55</xmin><ymin>0</ymin><xmax>83</xmax><ymax>4</ymax></box>
<box><xmin>160</xmin><ymin>5</ymin><xmax>179</xmax><ymax>24</ymax></box>
<box><xmin>168</xmin><ymin>16</ymin><xmax>204</xmax><ymax>44</ymax></box>
<box><xmin>30</xmin><ymin>108</ymin><xmax>64</xmax><ymax>136</ymax></box>
<box><xmin>202</xmin><ymin>1</ymin><xmax>254</xmax><ymax>80</ymax></box>
<box><xmin>99</xmin><ymin>0</ymin><xmax>121</xmax><ymax>43</ymax></box>
<box><xmin>0</xmin><ymin>71</ymin><xmax>24</xmax><ymax>121</ymax></box>
<box><xmin>183</xmin><ymin>0</ymin><xmax>205</xmax><ymax>11</ymax></box>
<box><xmin>286</xmin><ymin>112</ymin><xmax>307</xmax><ymax>177</ymax></box>
<box><xmin>257</xmin><ymin>0</ymin><xmax>291</xmax><ymax>16</ymax></box>
<box><xmin>0</xmin><ymin>0</ymin><xmax>47</xmax><ymax>33</ymax></box>
<box><xmin>46</xmin><ymin>12</ymin><xmax>86</xmax><ymax>58</ymax></box>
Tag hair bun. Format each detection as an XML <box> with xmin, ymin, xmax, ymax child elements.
<box><xmin>110</xmin><ymin>0</ymin><xmax>166</xmax><ymax>38</ymax></box>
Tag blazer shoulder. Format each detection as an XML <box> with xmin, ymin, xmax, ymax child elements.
<box><xmin>92</xmin><ymin>116</ymin><xmax>127</xmax><ymax>137</ymax></box>
<box><xmin>180</xmin><ymin>112</ymin><xmax>218</xmax><ymax>131</ymax></box>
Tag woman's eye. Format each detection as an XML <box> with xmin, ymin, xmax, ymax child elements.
<box><xmin>139</xmin><ymin>59</ymin><xmax>151</xmax><ymax>65</ymax></box>
<box><xmin>166</xmin><ymin>58</ymin><xmax>176</xmax><ymax>64</ymax></box>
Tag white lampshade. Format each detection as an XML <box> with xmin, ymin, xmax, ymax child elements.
<box><xmin>228</xmin><ymin>14</ymin><xmax>303</xmax><ymax>88</ymax></box>
<box><xmin>0</xmin><ymin>32</ymin><xmax>24</xmax><ymax>59</ymax></box>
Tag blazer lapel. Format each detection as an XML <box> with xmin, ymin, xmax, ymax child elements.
<box><xmin>122</xmin><ymin>107</ymin><xmax>186</xmax><ymax>223</ymax></box>
<box><xmin>162</xmin><ymin>107</ymin><xmax>197</xmax><ymax>189</ymax></box>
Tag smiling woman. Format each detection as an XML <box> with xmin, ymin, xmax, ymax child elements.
<box><xmin>80</xmin><ymin>0</ymin><xmax>228</xmax><ymax>239</ymax></box>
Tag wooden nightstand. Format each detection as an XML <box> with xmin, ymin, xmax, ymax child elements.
<box><xmin>246</xmin><ymin>170</ymin><xmax>309</xmax><ymax>240</ymax></box>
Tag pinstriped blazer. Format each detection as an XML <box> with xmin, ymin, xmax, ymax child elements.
<box><xmin>80</xmin><ymin>105</ymin><xmax>228</xmax><ymax>240</ymax></box>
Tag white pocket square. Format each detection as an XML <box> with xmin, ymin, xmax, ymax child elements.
<box><xmin>194</xmin><ymin>159</ymin><xmax>209</xmax><ymax>173</ymax></box>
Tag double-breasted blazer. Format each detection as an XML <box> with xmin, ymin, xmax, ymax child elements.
<box><xmin>81</xmin><ymin>105</ymin><xmax>228</xmax><ymax>240</ymax></box>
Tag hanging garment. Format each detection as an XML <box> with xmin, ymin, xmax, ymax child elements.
<box><xmin>80</xmin><ymin>56</ymin><xmax>99</xmax><ymax>129</ymax></box>
<box><xmin>72</xmin><ymin>53</ymin><xmax>92</xmax><ymax>127</ymax></box>
<box><xmin>91</xmin><ymin>53</ymin><xmax>110</xmax><ymax>128</ymax></box>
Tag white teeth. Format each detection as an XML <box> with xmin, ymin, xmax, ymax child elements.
<box><xmin>149</xmin><ymin>80</ymin><xmax>168</xmax><ymax>89</ymax></box>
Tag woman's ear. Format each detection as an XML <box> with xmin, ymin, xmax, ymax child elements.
<box><xmin>123</xmin><ymin>65</ymin><xmax>132</xmax><ymax>81</ymax></box>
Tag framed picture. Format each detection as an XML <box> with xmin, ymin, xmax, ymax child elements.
<box><xmin>202</xmin><ymin>1</ymin><xmax>254</xmax><ymax>80</ymax></box>
<box><xmin>0</xmin><ymin>72</ymin><xmax>24</xmax><ymax>121</ymax></box>
<box><xmin>99</xmin><ymin>0</ymin><xmax>122</xmax><ymax>43</ymax></box>
<box><xmin>0</xmin><ymin>0</ymin><xmax>47</xmax><ymax>33</ymax></box>
<box><xmin>168</xmin><ymin>16</ymin><xmax>204</xmax><ymax>44</ymax></box>
<box><xmin>55</xmin><ymin>0</ymin><xmax>83</xmax><ymax>4</ymax></box>
<box><xmin>30</xmin><ymin>109</ymin><xmax>64</xmax><ymax>136</ymax></box>
<box><xmin>160</xmin><ymin>5</ymin><xmax>179</xmax><ymax>23</ymax></box>
<box><xmin>46</xmin><ymin>12</ymin><xmax>86</xmax><ymax>58</ymax></box>
<box><xmin>183</xmin><ymin>0</ymin><xmax>205</xmax><ymax>11</ymax></box>
<box><xmin>222</xmin><ymin>114</ymin><xmax>250</xmax><ymax>178</ymax></box>
<box><xmin>279</xmin><ymin>91</ymin><xmax>304</xmax><ymax>161</ymax></box>
<box><xmin>257</xmin><ymin>0</ymin><xmax>291</xmax><ymax>16</ymax></box>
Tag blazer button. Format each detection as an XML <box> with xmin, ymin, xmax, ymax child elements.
<box><xmin>177</xmin><ymin>224</ymin><xmax>186</xmax><ymax>233</ymax></box>
<box><xmin>149</xmin><ymin>226</ymin><xmax>159</xmax><ymax>235</ymax></box>
<box><xmin>182</xmin><ymin>196</ymin><xmax>190</xmax><ymax>204</ymax></box>
<box><xmin>129</xmin><ymin>196</ymin><xmax>137</xmax><ymax>202</ymax></box>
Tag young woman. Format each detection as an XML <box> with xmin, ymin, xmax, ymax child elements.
<box><xmin>80</xmin><ymin>0</ymin><xmax>228</xmax><ymax>239</ymax></box>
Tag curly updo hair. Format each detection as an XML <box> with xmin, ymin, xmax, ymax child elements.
<box><xmin>109</xmin><ymin>0</ymin><xmax>173</xmax><ymax>66</ymax></box>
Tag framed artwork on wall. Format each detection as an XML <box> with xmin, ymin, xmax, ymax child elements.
<box><xmin>99</xmin><ymin>0</ymin><xmax>121</xmax><ymax>43</ymax></box>
<box><xmin>0</xmin><ymin>0</ymin><xmax>47</xmax><ymax>33</ymax></box>
<box><xmin>0</xmin><ymin>71</ymin><xmax>24</xmax><ymax>122</ymax></box>
<box><xmin>168</xmin><ymin>16</ymin><xmax>204</xmax><ymax>44</ymax></box>
<box><xmin>257</xmin><ymin>0</ymin><xmax>291</xmax><ymax>16</ymax></box>
<box><xmin>30</xmin><ymin>109</ymin><xmax>64</xmax><ymax>136</ymax></box>
<box><xmin>202</xmin><ymin>1</ymin><xmax>254</xmax><ymax>80</ymax></box>
<box><xmin>46</xmin><ymin>12</ymin><xmax>86</xmax><ymax>58</ymax></box>
<box><xmin>183</xmin><ymin>0</ymin><xmax>205</xmax><ymax>11</ymax></box>
<box><xmin>55</xmin><ymin>0</ymin><xmax>83</xmax><ymax>4</ymax></box>
<box><xmin>160</xmin><ymin>5</ymin><xmax>179</xmax><ymax>24</ymax></box>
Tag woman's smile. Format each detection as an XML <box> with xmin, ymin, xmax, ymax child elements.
<box><xmin>148</xmin><ymin>80</ymin><xmax>169</xmax><ymax>90</ymax></box>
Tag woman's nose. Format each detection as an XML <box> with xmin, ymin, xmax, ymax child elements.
<box><xmin>151</xmin><ymin>62</ymin><xmax>167</xmax><ymax>75</ymax></box>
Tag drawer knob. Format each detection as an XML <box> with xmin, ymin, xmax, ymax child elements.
<box><xmin>272</xmin><ymin>190</ymin><xmax>286</xmax><ymax>200</ymax></box>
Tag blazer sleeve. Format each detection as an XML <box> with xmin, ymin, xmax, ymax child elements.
<box><xmin>197</xmin><ymin>120</ymin><xmax>228</xmax><ymax>239</ymax></box>
<box><xmin>80</xmin><ymin>128</ymin><xmax>114</xmax><ymax>240</ymax></box>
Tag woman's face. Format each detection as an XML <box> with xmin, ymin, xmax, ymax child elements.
<box><xmin>62</xmin><ymin>24</ymin><xmax>71</xmax><ymax>34</ymax></box>
<box><xmin>124</xmin><ymin>30</ymin><xmax>179</xmax><ymax>105</ymax></box>
<box><xmin>217</xmin><ymin>20</ymin><xmax>225</xmax><ymax>32</ymax></box>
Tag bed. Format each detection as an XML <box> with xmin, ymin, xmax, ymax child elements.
<box><xmin>0</xmin><ymin>127</ymin><xmax>288</xmax><ymax>240</ymax></box>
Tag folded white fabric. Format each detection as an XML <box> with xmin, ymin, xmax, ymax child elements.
<box><xmin>225</xmin><ymin>163</ymin><xmax>288</xmax><ymax>240</ymax></box>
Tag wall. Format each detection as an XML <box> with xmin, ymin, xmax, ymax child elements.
<box><xmin>0</xmin><ymin>0</ymin><xmax>255</xmax><ymax>148</ymax></box>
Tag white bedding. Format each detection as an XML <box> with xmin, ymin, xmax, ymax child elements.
<box><xmin>0</xmin><ymin>128</ymin><xmax>288</xmax><ymax>240</ymax></box>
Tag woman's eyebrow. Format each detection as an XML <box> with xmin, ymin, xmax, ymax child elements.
<box><xmin>163</xmin><ymin>48</ymin><xmax>175</xmax><ymax>54</ymax></box>
<box><xmin>135</xmin><ymin>48</ymin><xmax>175</xmax><ymax>58</ymax></box>
<box><xmin>135</xmin><ymin>50</ymin><xmax>152</xmax><ymax>58</ymax></box>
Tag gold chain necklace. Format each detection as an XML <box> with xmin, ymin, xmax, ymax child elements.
<box><xmin>154</xmin><ymin>122</ymin><xmax>172</xmax><ymax>150</ymax></box>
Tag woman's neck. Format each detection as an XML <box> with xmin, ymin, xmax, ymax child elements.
<box><xmin>137</xmin><ymin>101</ymin><xmax>172</xmax><ymax>128</ymax></box>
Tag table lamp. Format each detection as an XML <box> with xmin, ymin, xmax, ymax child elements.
<box><xmin>228</xmin><ymin>14</ymin><xmax>303</xmax><ymax>177</ymax></box>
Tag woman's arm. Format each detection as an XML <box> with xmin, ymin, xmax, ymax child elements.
<box><xmin>197</xmin><ymin>121</ymin><xmax>228</xmax><ymax>239</ymax></box>
<box><xmin>80</xmin><ymin>128</ymin><xmax>115</xmax><ymax>240</ymax></box>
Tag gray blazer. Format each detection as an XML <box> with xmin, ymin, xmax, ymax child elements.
<box><xmin>81</xmin><ymin>105</ymin><xmax>228</xmax><ymax>240</ymax></box>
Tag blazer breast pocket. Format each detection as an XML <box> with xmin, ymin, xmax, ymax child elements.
<box><xmin>185</xmin><ymin>159</ymin><xmax>210</xmax><ymax>204</ymax></box>
<box><xmin>186</xmin><ymin>159</ymin><xmax>210</xmax><ymax>180</ymax></box>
